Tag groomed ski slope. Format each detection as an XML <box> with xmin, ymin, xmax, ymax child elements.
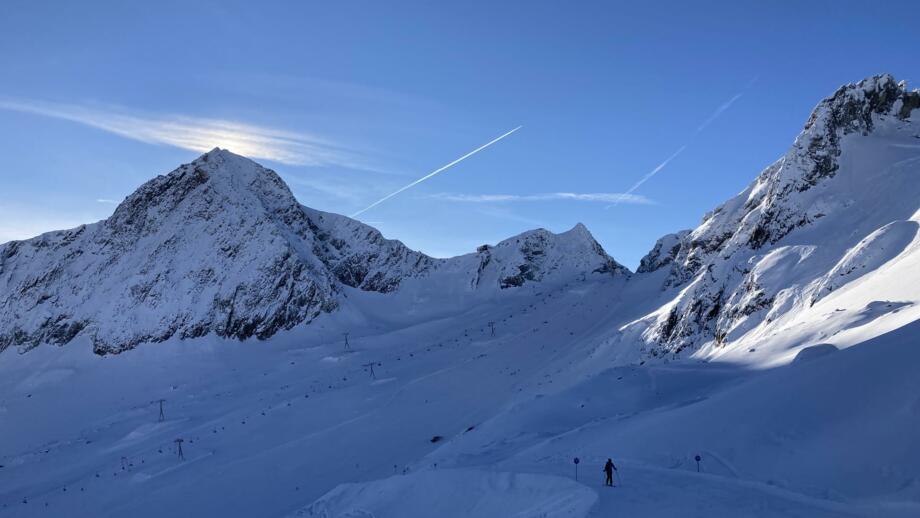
<box><xmin>2</xmin><ymin>272</ymin><xmax>919</xmax><ymax>517</ymax></box>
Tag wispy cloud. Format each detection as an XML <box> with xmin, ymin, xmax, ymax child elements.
<box><xmin>474</xmin><ymin>206</ymin><xmax>548</xmax><ymax>228</ymax></box>
<box><xmin>351</xmin><ymin>126</ymin><xmax>522</xmax><ymax>217</ymax></box>
<box><xmin>431</xmin><ymin>192</ymin><xmax>653</xmax><ymax>204</ymax></box>
<box><xmin>282</xmin><ymin>174</ymin><xmax>369</xmax><ymax>204</ymax></box>
<box><xmin>0</xmin><ymin>97</ymin><xmax>370</xmax><ymax>168</ymax></box>
<box><xmin>96</xmin><ymin>198</ymin><xmax>118</xmax><ymax>204</ymax></box>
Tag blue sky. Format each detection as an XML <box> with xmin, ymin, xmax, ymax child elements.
<box><xmin>1</xmin><ymin>1</ymin><xmax>918</xmax><ymax>268</ymax></box>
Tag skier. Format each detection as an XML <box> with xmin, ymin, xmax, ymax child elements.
<box><xmin>603</xmin><ymin>458</ymin><xmax>617</xmax><ymax>486</ymax></box>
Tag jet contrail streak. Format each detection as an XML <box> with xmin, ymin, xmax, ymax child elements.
<box><xmin>606</xmin><ymin>145</ymin><xmax>687</xmax><ymax>209</ymax></box>
<box><xmin>350</xmin><ymin>126</ymin><xmax>522</xmax><ymax>217</ymax></box>
<box><xmin>606</xmin><ymin>78</ymin><xmax>756</xmax><ymax>210</ymax></box>
<box><xmin>695</xmin><ymin>93</ymin><xmax>743</xmax><ymax>134</ymax></box>
<box><xmin>625</xmin><ymin>145</ymin><xmax>687</xmax><ymax>194</ymax></box>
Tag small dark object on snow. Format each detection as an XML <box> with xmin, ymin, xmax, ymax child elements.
<box><xmin>603</xmin><ymin>458</ymin><xmax>617</xmax><ymax>486</ymax></box>
<box><xmin>430</xmin><ymin>435</ymin><xmax>443</xmax><ymax>443</ymax></box>
<box><xmin>174</xmin><ymin>438</ymin><xmax>185</xmax><ymax>461</ymax></box>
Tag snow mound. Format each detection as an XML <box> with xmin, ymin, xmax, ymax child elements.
<box><xmin>298</xmin><ymin>469</ymin><xmax>597</xmax><ymax>518</ymax></box>
<box><xmin>812</xmin><ymin>220</ymin><xmax>918</xmax><ymax>303</ymax></box>
<box><xmin>792</xmin><ymin>343</ymin><xmax>838</xmax><ymax>362</ymax></box>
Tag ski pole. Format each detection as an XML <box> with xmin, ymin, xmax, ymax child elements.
<box><xmin>615</xmin><ymin>470</ymin><xmax>623</xmax><ymax>487</ymax></box>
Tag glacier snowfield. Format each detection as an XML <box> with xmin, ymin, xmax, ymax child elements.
<box><xmin>2</xmin><ymin>279</ymin><xmax>918</xmax><ymax>517</ymax></box>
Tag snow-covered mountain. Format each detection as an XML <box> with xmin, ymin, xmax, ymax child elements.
<box><xmin>2</xmin><ymin>74</ymin><xmax>920</xmax><ymax>518</ymax></box>
<box><xmin>1</xmin><ymin>74</ymin><xmax>918</xmax><ymax>366</ymax></box>
<box><xmin>631</xmin><ymin>74</ymin><xmax>920</xmax><ymax>361</ymax></box>
<box><xmin>0</xmin><ymin>149</ymin><xmax>626</xmax><ymax>355</ymax></box>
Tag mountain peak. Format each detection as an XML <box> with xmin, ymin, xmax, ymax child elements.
<box><xmin>190</xmin><ymin>146</ymin><xmax>285</xmax><ymax>186</ymax></box>
<box><xmin>194</xmin><ymin>147</ymin><xmax>256</xmax><ymax>169</ymax></box>
<box><xmin>805</xmin><ymin>73</ymin><xmax>919</xmax><ymax>137</ymax></box>
<box><xmin>634</xmin><ymin>74</ymin><xmax>920</xmax><ymax>358</ymax></box>
<box><xmin>566</xmin><ymin>222</ymin><xmax>590</xmax><ymax>236</ymax></box>
<box><xmin>485</xmin><ymin>223</ymin><xmax>629</xmax><ymax>288</ymax></box>
<box><xmin>105</xmin><ymin>148</ymin><xmax>299</xmax><ymax>239</ymax></box>
<box><xmin>2</xmin><ymin>148</ymin><xmax>633</xmax><ymax>353</ymax></box>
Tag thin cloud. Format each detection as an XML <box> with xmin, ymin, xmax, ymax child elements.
<box><xmin>96</xmin><ymin>198</ymin><xmax>118</xmax><ymax>204</ymax></box>
<box><xmin>282</xmin><ymin>173</ymin><xmax>369</xmax><ymax>204</ymax></box>
<box><xmin>0</xmin><ymin>97</ymin><xmax>371</xmax><ymax>168</ymax></box>
<box><xmin>432</xmin><ymin>192</ymin><xmax>653</xmax><ymax>204</ymax></box>
<box><xmin>474</xmin><ymin>206</ymin><xmax>547</xmax><ymax>228</ymax></box>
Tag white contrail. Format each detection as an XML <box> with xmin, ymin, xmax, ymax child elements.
<box><xmin>350</xmin><ymin>126</ymin><xmax>522</xmax><ymax>217</ymax></box>
<box><xmin>695</xmin><ymin>93</ymin><xmax>743</xmax><ymax>134</ymax></box>
<box><xmin>430</xmin><ymin>192</ymin><xmax>653</xmax><ymax>204</ymax></box>
<box><xmin>625</xmin><ymin>145</ymin><xmax>687</xmax><ymax>194</ymax></box>
<box><xmin>606</xmin><ymin>79</ymin><xmax>756</xmax><ymax>210</ymax></box>
<box><xmin>606</xmin><ymin>145</ymin><xmax>687</xmax><ymax>209</ymax></box>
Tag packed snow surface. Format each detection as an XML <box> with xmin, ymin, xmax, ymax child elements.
<box><xmin>2</xmin><ymin>287</ymin><xmax>919</xmax><ymax>517</ymax></box>
<box><xmin>300</xmin><ymin>469</ymin><xmax>598</xmax><ymax>518</ymax></box>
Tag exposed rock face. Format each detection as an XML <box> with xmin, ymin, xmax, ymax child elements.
<box><xmin>301</xmin><ymin>207</ymin><xmax>435</xmax><ymax>293</ymax></box>
<box><xmin>0</xmin><ymin>150</ymin><xmax>626</xmax><ymax>354</ymax></box>
<box><xmin>6</xmin><ymin>74</ymin><xmax>914</xmax><ymax>359</ymax></box>
<box><xmin>636</xmin><ymin>230</ymin><xmax>690</xmax><ymax>275</ymax></box>
<box><xmin>491</xmin><ymin>224</ymin><xmax>629</xmax><ymax>289</ymax></box>
<box><xmin>0</xmin><ymin>150</ymin><xmax>344</xmax><ymax>354</ymax></box>
<box><xmin>635</xmin><ymin>74</ymin><xmax>920</xmax><ymax>358</ymax></box>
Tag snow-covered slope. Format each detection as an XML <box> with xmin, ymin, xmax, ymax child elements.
<box><xmin>305</xmin><ymin>469</ymin><xmax>598</xmax><ymax>518</ymax></box>
<box><xmin>3</xmin><ymin>277</ymin><xmax>917</xmax><ymax>518</ymax></box>
<box><xmin>631</xmin><ymin>74</ymin><xmax>920</xmax><ymax>361</ymax></box>
<box><xmin>0</xmin><ymin>149</ymin><xmax>626</xmax><ymax>355</ymax></box>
